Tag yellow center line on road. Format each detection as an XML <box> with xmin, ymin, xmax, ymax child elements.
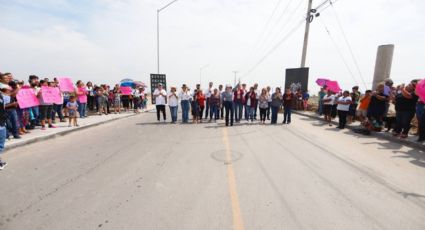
<box><xmin>222</xmin><ymin>128</ymin><xmax>245</xmax><ymax>230</ymax></box>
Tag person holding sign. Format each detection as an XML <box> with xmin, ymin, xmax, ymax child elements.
<box><xmin>153</xmin><ymin>83</ymin><xmax>167</xmax><ymax>122</ymax></box>
<box><xmin>37</xmin><ymin>80</ymin><xmax>56</xmax><ymax>130</ymax></box>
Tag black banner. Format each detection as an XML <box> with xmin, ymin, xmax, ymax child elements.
<box><xmin>150</xmin><ymin>74</ymin><xmax>167</xmax><ymax>104</ymax></box>
<box><xmin>284</xmin><ymin>68</ymin><xmax>309</xmax><ymax>93</ymax></box>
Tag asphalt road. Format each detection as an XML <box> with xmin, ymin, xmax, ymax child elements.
<box><xmin>1</xmin><ymin>111</ymin><xmax>424</xmax><ymax>230</ymax></box>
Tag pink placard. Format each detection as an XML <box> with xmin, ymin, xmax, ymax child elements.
<box><xmin>120</xmin><ymin>86</ymin><xmax>132</xmax><ymax>95</ymax></box>
<box><xmin>77</xmin><ymin>87</ymin><xmax>87</xmax><ymax>103</ymax></box>
<box><xmin>41</xmin><ymin>86</ymin><xmax>61</xmax><ymax>104</ymax></box>
<box><xmin>16</xmin><ymin>88</ymin><xmax>40</xmax><ymax>109</ymax></box>
<box><xmin>52</xmin><ymin>87</ymin><xmax>63</xmax><ymax>104</ymax></box>
<box><xmin>58</xmin><ymin>77</ymin><xmax>74</xmax><ymax>92</ymax></box>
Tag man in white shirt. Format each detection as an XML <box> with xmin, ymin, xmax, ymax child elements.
<box><xmin>204</xmin><ymin>82</ymin><xmax>213</xmax><ymax>119</ymax></box>
<box><xmin>153</xmin><ymin>83</ymin><xmax>167</xmax><ymax>122</ymax></box>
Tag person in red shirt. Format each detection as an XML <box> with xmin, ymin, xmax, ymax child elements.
<box><xmin>233</xmin><ymin>84</ymin><xmax>245</xmax><ymax>123</ymax></box>
<box><xmin>283</xmin><ymin>88</ymin><xmax>294</xmax><ymax>124</ymax></box>
<box><xmin>197</xmin><ymin>90</ymin><xmax>206</xmax><ymax>123</ymax></box>
<box><xmin>245</xmin><ymin>87</ymin><xmax>258</xmax><ymax>122</ymax></box>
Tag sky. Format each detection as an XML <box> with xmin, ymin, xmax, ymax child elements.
<box><xmin>0</xmin><ymin>0</ymin><xmax>424</xmax><ymax>94</ymax></box>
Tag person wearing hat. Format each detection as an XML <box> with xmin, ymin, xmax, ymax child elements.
<box><xmin>221</xmin><ymin>84</ymin><xmax>234</xmax><ymax>126</ymax></box>
<box><xmin>168</xmin><ymin>86</ymin><xmax>179</xmax><ymax>123</ymax></box>
<box><xmin>153</xmin><ymin>83</ymin><xmax>167</xmax><ymax>122</ymax></box>
<box><xmin>179</xmin><ymin>84</ymin><xmax>191</xmax><ymax>123</ymax></box>
<box><xmin>0</xmin><ymin>83</ymin><xmax>9</xmax><ymax>169</ymax></box>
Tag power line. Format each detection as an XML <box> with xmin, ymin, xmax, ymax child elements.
<box><xmin>329</xmin><ymin>1</ymin><xmax>368</xmax><ymax>89</ymax></box>
<box><xmin>319</xmin><ymin>18</ymin><xmax>359</xmax><ymax>87</ymax></box>
<box><xmin>240</xmin><ymin>19</ymin><xmax>305</xmax><ymax>80</ymax></box>
<box><xmin>248</xmin><ymin>0</ymin><xmax>285</xmax><ymax>56</ymax></box>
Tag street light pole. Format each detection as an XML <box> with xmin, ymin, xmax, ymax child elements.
<box><xmin>157</xmin><ymin>0</ymin><xmax>179</xmax><ymax>74</ymax></box>
<box><xmin>233</xmin><ymin>71</ymin><xmax>238</xmax><ymax>86</ymax></box>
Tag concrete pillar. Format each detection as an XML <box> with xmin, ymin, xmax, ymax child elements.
<box><xmin>372</xmin><ymin>44</ymin><xmax>394</xmax><ymax>90</ymax></box>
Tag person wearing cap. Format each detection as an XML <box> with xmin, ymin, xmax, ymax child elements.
<box><xmin>204</xmin><ymin>82</ymin><xmax>213</xmax><ymax>119</ymax></box>
<box><xmin>153</xmin><ymin>83</ymin><xmax>167</xmax><ymax>122</ymax></box>
<box><xmin>221</xmin><ymin>84</ymin><xmax>234</xmax><ymax>126</ymax></box>
<box><xmin>0</xmin><ymin>84</ymin><xmax>8</xmax><ymax>170</ymax></box>
<box><xmin>168</xmin><ymin>86</ymin><xmax>179</xmax><ymax>123</ymax></box>
<box><xmin>179</xmin><ymin>84</ymin><xmax>191</xmax><ymax>123</ymax></box>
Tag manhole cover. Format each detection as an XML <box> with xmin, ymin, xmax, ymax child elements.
<box><xmin>211</xmin><ymin>150</ymin><xmax>243</xmax><ymax>164</ymax></box>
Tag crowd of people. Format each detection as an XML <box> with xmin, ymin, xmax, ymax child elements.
<box><xmin>152</xmin><ymin>82</ymin><xmax>308</xmax><ymax>126</ymax></box>
<box><xmin>317</xmin><ymin>78</ymin><xmax>424</xmax><ymax>141</ymax></box>
<box><xmin>0</xmin><ymin>73</ymin><xmax>148</xmax><ymax>170</ymax></box>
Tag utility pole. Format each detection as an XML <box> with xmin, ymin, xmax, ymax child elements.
<box><xmin>233</xmin><ymin>71</ymin><xmax>238</xmax><ymax>86</ymax></box>
<box><xmin>300</xmin><ymin>0</ymin><xmax>313</xmax><ymax>68</ymax></box>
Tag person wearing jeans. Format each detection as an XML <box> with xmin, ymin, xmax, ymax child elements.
<box><xmin>393</xmin><ymin>82</ymin><xmax>419</xmax><ymax>138</ymax></box>
<box><xmin>168</xmin><ymin>87</ymin><xmax>179</xmax><ymax>123</ymax></box>
<box><xmin>245</xmin><ymin>87</ymin><xmax>258</xmax><ymax>122</ymax></box>
<box><xmin>270</xmin><ymin>87</ymin><xmax>282</xmax><ymax>124</ymax></box>
<box><xmin>179</xmin><ymin>84</ymin><xmax>191</xmax><ymax>123</ymax></box>
<box><xmin>266</xmin><ymin>86</ymin><xmax>272</xmax><ymax>120</ymax></box>
<box><xmin>153</xmin><ymin>83</ymin><xmax>167</xmax><ymax>122</ymax></box>
<box><xmin>336</xmin><ymin>91</ymin><xmax>352</xmax><ymax>129</ymax></box>
<box><xmin>76</xmin><ymin>81</ymin><xmax>87</xmax><ymax>118</ymax></box>
<box><xmin>233</xmin><ymin>85</ymin><xmax>244</xmax><ymax>122</ymax></box>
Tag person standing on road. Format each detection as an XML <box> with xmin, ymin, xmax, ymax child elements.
<box><xmin>197</xmin><ymin>90</ymin><xmax>206</xmax><ymax>123</ymax></box>
<box><xmin>218</xmin><ymin>84</ymin><xmax>224</xmax><ymax>120</ymax></box>
<box><xmin>367</xmin><ymin>83</ymin><xmax>389</xmax><ymax>131</ymax></box>
<box><xmin>258</xmin><ymin>88</ymin><xmax>269</xmax><ymax>124</ymax></box>
<box><xmin>179</xmin><ymin>84</ymin><xmax>191</xmax><ymax>123</ymax></box>
<box><xmin>253</xmin><ymin>83</ymin><xmax>260</xmax><ymax>120</ymax></box>
<box><xmin>204</xmin><ymin>82</ymin><xmax>213</xmax><ymax>119</ymax></box>
<box><xmin>168</xmin><ymin>87</ymin><xmax>179</xmax><ymax>123</ymax></box>
<box><xmin>209</xmin><ymin>88</ymin><xmax>221</xmax><ymax>122</ymax></box>
<box><xmin>222</xmin><ymin>85</ymin><xmax>234</xmax><ymax>126</ymax></box>
<box><xmin>245</xmin><ymin>87</ymin><xmax>258</xmax><ymax>123</ymax></box>
<box><xmin>322</xmin><ymin>90</ymin><xmax>336</xmax><ymax>126</ymax></box>
<box><xmin>336</xmin><ymin>90</ymin><xmax>352</xmax><ymax>129</ymax></box>
<box><xmin>233</xmin><ymin>84</ymin><xmax>244</xmax><ymax>123</ymax></box>
<box><xmin>270</xmin><ymin>87</ymin><xmax>282</xmax><ymax>124</ymax></box>
<box><xmin>283</xmin><ymin>88</ymin><xmax>294</xmax><ymax>124</ymax></box>
<box><xmin>266</xmin><ymin>86</ymin><xmax>272</xmax><ymax>120</ymax></box>
<box><xmin>153</xmin><ymin>83</ymin><xmax>167</xmax><ymax>122</ymax></box>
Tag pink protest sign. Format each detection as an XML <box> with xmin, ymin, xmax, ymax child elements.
<box><xmin>58</xmin><ymin>77</ymin><xmax>75</xmax><ymax>92</ymax></box>
<box><xmin>120</xmin><ymin>86</ymin><xmax>132</xmax><ymax>95</ymax></box>
<box><xmin>16</xmin><ymin>88</ymin><xmax>40</xmax><ymax>109</ymax></box>
<box><xmin>41</xmin><ymin>86</ymin><xmax>61</xmax><ymax>104</ymax></box>
<box><xmin>52</xmin><ymin>87</ymin><xmax>63</xmax><ymax>104</ymax></box>
<box><xmin>77</xmin><ymin>87</ymin><xmax>87</xmax><ymax>103</ymax></box>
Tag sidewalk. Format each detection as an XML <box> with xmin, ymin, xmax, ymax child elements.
<box><xmin>293</xmin><ymin>110</ymin><xmax>425</xmax><ymax>151</ymax></box>
<box><xmin>5</xmin><ymin>108</ymin><xmax>153</xmax><ymax>151</ymax></box>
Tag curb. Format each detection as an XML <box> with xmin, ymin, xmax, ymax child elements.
<box><xmin>293</xmin><ymin>111</ymin><xmax>425</xmax><ymax>151</ymax></box>
<box><xmin>5</xmin><ymin>108</ymin><xmax>154</xmax><ymax>151</ymax></box>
